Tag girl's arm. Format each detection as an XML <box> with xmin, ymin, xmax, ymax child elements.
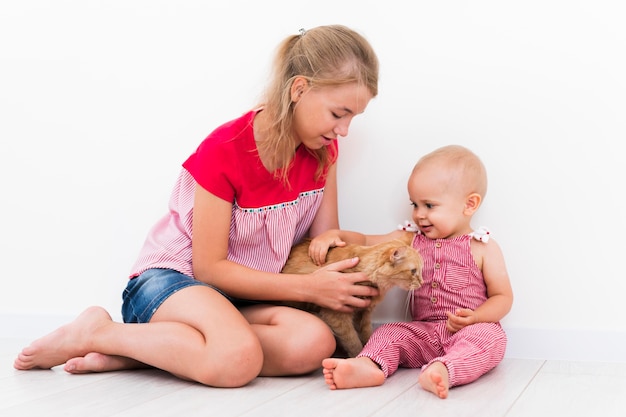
<box><xmin>190</xmin><ymin>183</ymin><xmax>378</xmax><ymax>313</ymax></box>
<box><xmin>307</xmin><ymin>164</ymin><xmax>340</xmax><ymax>237</ymax></box>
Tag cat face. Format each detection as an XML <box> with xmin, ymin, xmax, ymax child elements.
<box><xmin>372</xmin><ymin>244</ymin><xmax>423</xmax><ymax>292</ymax></box>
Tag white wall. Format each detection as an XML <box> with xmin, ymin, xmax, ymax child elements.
<box><xmin>2</xmin><ymin>1</ymin><xmax>625</xmax><ymax>361</ymax></box>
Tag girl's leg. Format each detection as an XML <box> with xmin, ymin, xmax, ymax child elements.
<box><xmin>240</xmin><ymin>304</ymin><xmax>336</xmax><ymax>376</ymax></box>
<box><xmin>14</xmin><ymin>306</ymin><xmax>128</xmax><ymax>372</ymax></box>
<box><xmin>15</xmin><ymin>286</ymin><xmax>265</xmax><ymax>388</ymax></box>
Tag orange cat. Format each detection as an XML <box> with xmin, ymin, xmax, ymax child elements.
<box><xmin>281</xmin><ymin>237</ymin><xmax>423</xmax><ymax>357</ymax></box>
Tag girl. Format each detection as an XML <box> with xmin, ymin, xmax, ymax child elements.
<box><xmin>14</xmin><ymin>25</ymin><xmax>380</xmax><ymax>388</ymax></box>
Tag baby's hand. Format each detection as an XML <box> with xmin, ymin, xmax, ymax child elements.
<box><xmin>445</xmin><ymin>308</ymin><xmax>476</xmax><ymax>333</ymax></box>
<box><xmin>309</xmin><ymin>231</ymin><xmax>347</xmax><ymax>266</ymax></box>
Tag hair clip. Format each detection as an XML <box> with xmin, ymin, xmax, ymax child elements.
<box><xmin>299</xmin><ymin>28</ymin><xmax>307</xmax><ymax>36</ymax></box>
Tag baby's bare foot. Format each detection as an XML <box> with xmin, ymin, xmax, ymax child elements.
<box><xmin>418</xmin><ymin>361</ymin><xmax>449</xmax><ymax>399</ymax></box>
<box><xmin>64</xmin><ymin>352</ymin><xmax>144</xmax><ymax>373</ymax></box>
<box><xmin>14</xmin><ymin>306</ymin><xmax>113</xmax><ymax>370</ymax></box>
<box><xmin>322</xmin><ymin>357</ymin><xmax>385</xmax><ymax>390</ymax></box>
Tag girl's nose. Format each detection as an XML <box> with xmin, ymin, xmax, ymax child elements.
<box><xmin>334</xmin><ymin>120</ymin><xmax>350</xmax><ymax>137</ymax></box>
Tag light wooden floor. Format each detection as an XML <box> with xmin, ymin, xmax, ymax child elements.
<box><xmin>2</xmin><ymin>337</ymin><xmax>626</xmax><ymax>417</ymax></box>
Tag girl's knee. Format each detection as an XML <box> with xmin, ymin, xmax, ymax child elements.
<box><xmin>283</xmin><ymin>319</ymin><xmax>336</xmax><ymax>373</ymax></box>
<box><xmin>197</xmin><ymin>332</ymin><xmax>264</xmax><ymax>387</ymax></box>
<box><xmin>306</xmin><ymin>324</ymin><xmax>336</xmax><ymax>359</ymax></box>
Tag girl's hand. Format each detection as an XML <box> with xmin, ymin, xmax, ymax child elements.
<box><xmin>445</xmin><ymin>308</ymin><xmax>477</xmax><ymax>333</ymax></box>
<box><xmin>309</xmin><ymin>257</ymin><xmax>378</xmax><ymax>313</ymax></box>
<box><xmin>308</xmin><ymin>230</ymin><xmax>346</xmax><ymax>266</ymax></box>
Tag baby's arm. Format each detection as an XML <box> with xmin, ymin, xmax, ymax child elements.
<box><xmin>307</xmin><ymin>229</ymin><xmax>361</xmax><ymax>266</ymax></box>
<box><xmin>308</xmin><ymin>229</ymin><xmax>410</xmax><ymax>266</ymax></box>
<box><xmin>446</xmin><ymin>239</ymin><xmax>514</xmax><ymax>332</ymax></box>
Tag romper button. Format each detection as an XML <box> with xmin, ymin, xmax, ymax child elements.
<box><xmin>431</xmin><ymin>282</ymin><xmax>438</xmax><ymax>288</ymax></box>
<box><xmin>434</xmin><ymin>263</ymin><xmax>441</xmax><ymax>269</ymax></box>
<box><xmin>431</xmin><ymin>296</ymin><xmax>437</xmax><ymax>303</ymax></box>
<box><xmin>435</xmin><ymin>242</ymin><xmax>442</xmax><ymax>248</ymax></box>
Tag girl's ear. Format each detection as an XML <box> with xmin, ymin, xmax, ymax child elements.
<box><xmin>464</xmin><ymin>193</ymin><xmax>482</xmax><ymax>215</ymax></box>
<box><xmin>290</xmin><ymin>76</ymin><xmax>309</xmax><ymax>103</ymax></box>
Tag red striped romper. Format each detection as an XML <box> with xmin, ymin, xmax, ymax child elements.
<box><xmin>358</xmin><ymin>231</ymin><xmax>507</xmax><ymax>387</ymax></box>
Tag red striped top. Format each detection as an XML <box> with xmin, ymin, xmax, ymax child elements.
<box><xmin>130</xmin><ymin>110</ymin><xmax>338</xmax><ymax>278</ymax></box>
<box><xmin>410</xmin><ymin>233</ymin><xmax>488</xmax><ymax>321</ymax></box>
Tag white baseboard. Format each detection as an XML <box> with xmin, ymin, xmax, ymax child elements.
<box><xmin>0</xmin><ymin>312</ymin><xmax>121</xmax><ymax>341</ymax></box>
<box><xmin>373</xmin><ymin>321</ymin><xmax>626</xmax><ymax>363</ymax></box>
<box><xmin>3</xmin><ymin>314</ymin><xmax>624</xmax><ymax>363</ymax></box>
<box><xmin>503</xmin><ymin>327</ymin><xmax>626</xmax><ymax>363</ymax></box>
<box><xmin>0</xmin><ymin>313</ymin><xmax>78</xmax><ymax>340</ymax></box>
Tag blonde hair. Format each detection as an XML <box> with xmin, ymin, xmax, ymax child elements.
<box><xmin>256</xmin><ymin>25</ymin><xmax>379</xmax><ymax>184</ymax></box>
<box><xmin>414</xmin><ymin>145</ymin><xmax>488</xmax><ymax>199</ymax></box>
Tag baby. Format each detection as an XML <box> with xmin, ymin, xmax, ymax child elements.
<box><xmin>315</xmin><ymin>145</ymin><xmax>514</xmax><ymax>398</ymax></box>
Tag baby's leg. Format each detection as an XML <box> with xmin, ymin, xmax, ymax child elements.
<box><xmin>438</xmin><ymin>322</ymin><xmax>507</xmax><ymax>387</ymax></box>
<box><xmin>418</xmin><ymin>361</ymin><xmax>449</xmax><ymax>399</ymax></box>
<box><xmin>322</xmin><ymin>357</ymin><xmax>385</xmax><ymax>390</ymax></box>
<box><xmin>321</xmin><ymin>320</ymin><xmax>442</xmax><ymax>390</ymax></box>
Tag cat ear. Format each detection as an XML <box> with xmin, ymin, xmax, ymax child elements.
<box><xmin>390</xmin><ymin>246</ymin><xmax>406</xmax><ymax>263</ymax></box>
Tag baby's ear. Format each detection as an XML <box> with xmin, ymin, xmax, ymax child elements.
<box><xmin>464</xmin><ymin>193</ymin><xmax>482</xmax><ymax>215</ymax></box>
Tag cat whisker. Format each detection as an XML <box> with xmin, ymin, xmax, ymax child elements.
<box><xmin>403</xmin><ymin>289</ymin><xmax>414</xmax><ymax>321</ymax></box>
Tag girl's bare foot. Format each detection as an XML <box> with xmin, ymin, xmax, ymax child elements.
<box><xmin>64</xmin><ymin>353</ymin><xmax>146</xmax><ymax>374</ymax></box>
<box><xmin>13</xmin><ymin>306</ymin><xmax>114</xmax><ymax>370</ymax></box>
<box><xmin>322</xmin><ymin>357</ymin><xmax>385</xmax><ymax>390</ymax></box>
<box><xmin>418</xmin><ymin>361</ymin><xmax>449</xmax><ymax>399</ymax></box>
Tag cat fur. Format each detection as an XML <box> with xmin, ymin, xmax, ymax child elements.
<box><xmin>280</xmin><ymin>237</ymin><xmax>423</xmax><ymax>357</ymax></box>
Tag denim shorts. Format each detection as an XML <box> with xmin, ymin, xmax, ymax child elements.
<box><xmin>122</xmin><ymin>268</ymin><xmax>260</xmax><ymax>323</ymax></box>
<box><xmin>122</xmin><ymin>269</ymin><xmax>217</xmax><ymax>323</ymax></box>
